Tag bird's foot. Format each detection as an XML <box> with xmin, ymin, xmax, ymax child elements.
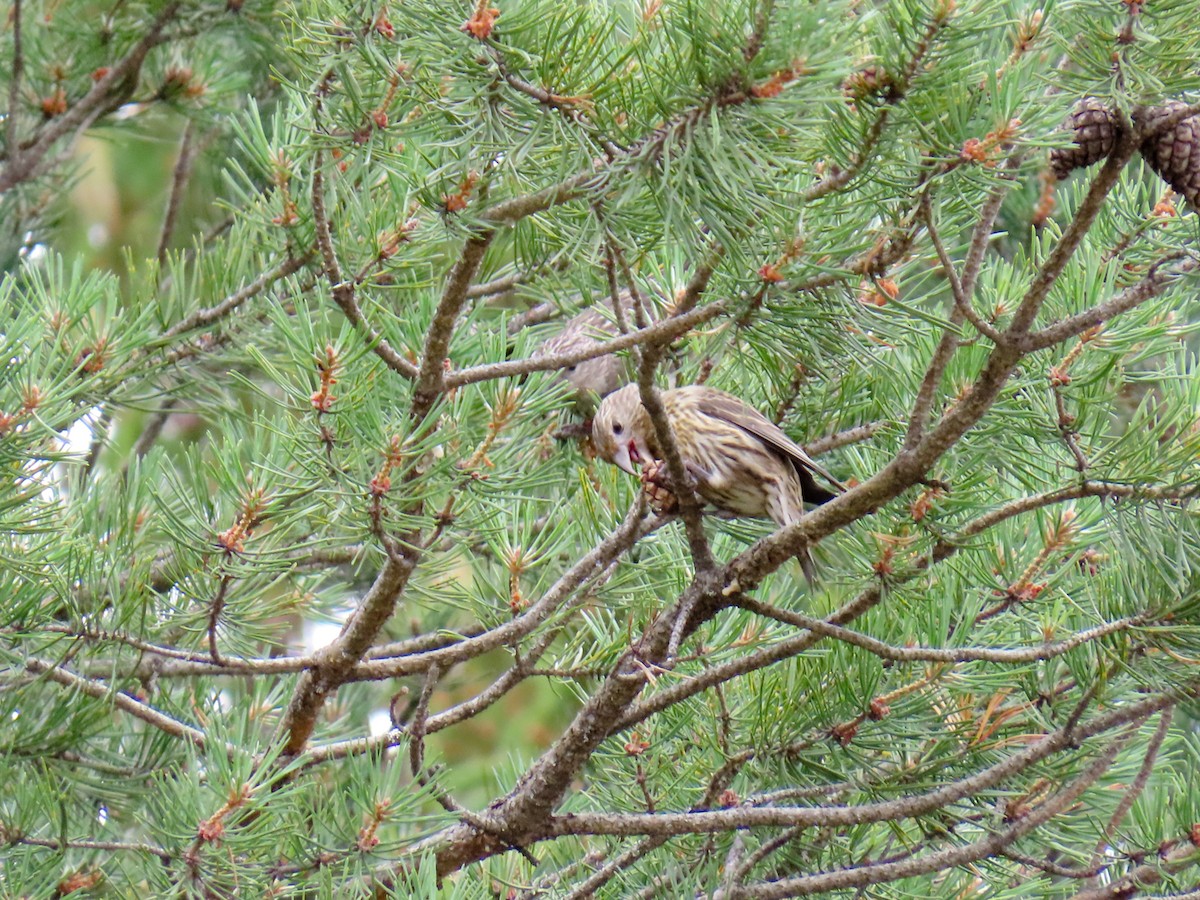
<box><xmin>640</xmin><ymin>459</ymin><xmax>679</xmax><ymax>517</ymax></box>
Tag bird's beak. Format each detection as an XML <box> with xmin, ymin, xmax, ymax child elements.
<box><xmin>612</xmin><ymin>440</ymin><xmax>640</xmax><ymax>475</ymax></box>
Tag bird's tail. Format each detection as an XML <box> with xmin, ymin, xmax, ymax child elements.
<box><xmin>798</xmin><ymin>543</ymin><xmax>817</xmax><ymax>586</ymax></box>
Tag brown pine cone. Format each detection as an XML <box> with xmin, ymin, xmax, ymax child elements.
<box><xmin>1049</xmin><ymin>98</ymin><xmax>1122</xmax><ymax>180</ymax></box>
<box><xmin>1138</xmin><ymin>101</ymin><xmax>1200</xmax><ymax>207</ymax></box>
<box><xmin>640</xmin><ymin>460</ymin><xmax>678</xmax><ymax>516</ymax></box>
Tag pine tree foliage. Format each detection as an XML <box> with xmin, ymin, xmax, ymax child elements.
<box><xmin>3</xmin><ymin>0</ymin><xmax>1200</xmax><ymax>896</ymax></box>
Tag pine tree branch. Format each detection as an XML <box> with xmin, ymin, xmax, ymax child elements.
<box><xmin>1070</xmin><ymin>838</ymin><xmax>1200</xmax><ymax>900</ymax></box>
<box><xmin>905</xmin><ymin>166</ymin><xmax>1016</xmax><ymax>450</ymax></box>
<box><xmin>23</xmin><ymin>656</ymin><xmax>233</xmax><ymax>756</ymax></box>
<box><xmin>921</xmin><ymin>192</ymin><xmax>1003</xmax><ymax>343</ymax></box>
<box><xmin>637</xmin><ymin>367</ymin><xmax>715</xmax><ymax>577</ymax></box>
<box><xmin>127</xmin><ymin>398</ymin><xmax>180</xmax><ymax>466</ymax></box>
<box><xmin>420</xmin><ymin>571</ymin><xmax>725</xmax><ymax>876</ymax></box>
<box><xmin>307</xmin><ymin>557</ymin><xmax>630</xmax><ymax>767</ymax></box>
<box><xmin>412</xmin><ymin>231</ymin><xmax>494</xmax><ymax>409</ymax></box>
<box><xmin>735</xmin><ymin>727</ymin><xmax>1133</xmax><ymax>898</ymax></box>
<box><xmin>802</xmin><ymin>9</ymin><xmax>947</xmax><ymax>202</ymax></box>
<box><xmin>558</xmin><ymin>837</ymin><xmax>670</xmax><ymax>900</ymax></box>
<box><xmin>280</xmin><ymin>554</ymin><xmax>416</xmax><ymax>754</ymax></box>
<box><xmin>612</xmin><ymin>478</ymin><xmax>1190</xmax><ymax>733</ymax></box>
<box><xmin>160</xmin><ymin>252</ymin><xmax>312</xmax><ymax>341</ymax></box>
<box><xmin>484</xmin><ymin>42</ymin><xmax>620</xmax><ymax>158</ymax></box>
<box><xmin>156</xmin><ymin>120</ymin><xmax>196</xmax><ymax>265</ymax></box>
<box><xmin>1002</xmin><ymin>849</ymin><xmax>1103</xmax><ymax>880</ymax></box>
<box><xmin>473</xmin><ymin>64</ymin><xmax>785</xmax><ymax>233</ymax></box>
<box><xmin>311</xmin><ymin>153</ymin><xmax>419</xmax><ymax>380</ymax></box>
<box><xmin>1009</xmin><ymin>119</ymin><xmax>1140</xmax><ymax>338</ymax></box>
<box><xmin>1022</xmin><ymin>254</ymin><xmax>1199</xmax><ymax>352</ymax></box>
<box><xmin>6</xmin><ymin>0</ymin><xmax>23</xmax><ymax>159</ymax></box>
<box><xmin>626</xmin><ymin>235</ymin><xmax>719</xmax><ymax>576</ymax></box>
<box><xmin>1143</xmin><ymin>889</ymin><xmax>1200</xmax><ymax>900</ymax></box>
<box><xmin>469</xmin><ymin>252</ymin><xmax>570</xmax><ymax>307</ymax></box>
<box><xmin>1086</xmin><ymin>706</ymin><xmax>1175</xmax><ymax>883</ymax></box>
<box><xmin>804</xmin><ymin>420</ymin><xmax>883</xmax><ymax>456</ymax></box>
<box><xmin>545</xmin><ymin>696</ymin><xmax>1164</xmax><ymax>841</ymax></box>
<box><xmin>446</xmin><ymin>302</ymin><xmax>722</xmax><ymax>388</ymax></box>
<box><xmin>733</xmin><ymin>599</ymin><xmax>1143</xmax><ymax>665</ymax></box>
<box><xmin>5</xmin><ymin>834</ymin><xmax>174</xmax><ymax>862</ymax></box>
<box><xmin>725</xmin><ymin>826</ymin><xmax>804</xmax><ymax>887</ymax></box>
<box><xmin>358</xmin><ymin>509</ymin><xmax>654</xmax><ymax>681</ymax></box>
<box><xmin>728</xmin><ymin>125</ymin><xmax>1150</xmax><ymax>595</ymax></box>
<box><xmin>0</xmin><ymin>0</ymin><xmax>184</xmax><ymax>193</ymax></box>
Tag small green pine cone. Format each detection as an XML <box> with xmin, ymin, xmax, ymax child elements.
<box><xmin>1138</xmin><ymin>101</ymin><xmax>1200</xmax><ymax>207</ymax></box>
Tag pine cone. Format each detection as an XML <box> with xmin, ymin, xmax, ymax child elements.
<box><xmin>640</xmin><ymin>460</ymin><xmax>678</xmax><ymax>516</ymax></box>
<box><xmin>1049</xmin><ymin>98</ymin><xmax>1121</xmax><ymax>180</ymax></box>
<box><xmin>1138</xmin><ymin>101</ymin><xmax>1200</xmax><ymax>207</ymax></box>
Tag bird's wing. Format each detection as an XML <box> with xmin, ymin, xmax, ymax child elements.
<box><xmin>695</xmin><ymin>390</ymin><xmax>846</xmax><ymax>493</ymax></box>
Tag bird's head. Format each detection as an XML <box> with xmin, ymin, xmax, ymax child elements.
<box><xmin>533</xmin><ymin>329</ymin><xmax>625</xmax><ymax>415</ymax></box>
<box><xmin>592</xmin><ymin>383</ymin><xmax>652</xmax><ymax>475</ymax></box>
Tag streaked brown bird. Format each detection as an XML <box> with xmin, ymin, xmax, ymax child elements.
<box><xmin>532</xmin><ymin>297</ymin><xmax>632</xmax><ymax>413</ymax></box>
<box><xmin>593</xmin><ymin>383</ymin><xmax>844</xmax><ymax>575</ymax></box>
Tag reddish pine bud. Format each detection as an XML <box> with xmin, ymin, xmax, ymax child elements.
<box><xmin>831</xmin><ymin>721</ymin><xmax>858</xmax><ymax>746</ymax></box>
<box><xmin>624</xmin><ymin>733</ymin><xmax>650</xmax><ymax>756</ymax></box>
<box><xmin>41</xmin><ymin>87</ymin><xmax>67</xmax><ymax>118</ymax></box>
<box><xmin>462</xmin><ymin>2</ymin><xmax>499</xmax><ymax>39</ymax></box>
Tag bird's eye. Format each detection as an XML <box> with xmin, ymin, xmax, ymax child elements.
<box><xmin>566</xmin><ymin>365</ymin><xmax>577</xmax><ymax>372</ymax></box>
<box><xmin>613</xmin><ymin>422</ymin><xmax>624</xmax><ymax>435</ymax></box>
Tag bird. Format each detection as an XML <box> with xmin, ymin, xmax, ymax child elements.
<box><xmin>532</xmin><ymin>296</ymin><xmax>633</xmax><ymax>413</ymax></box>
<box><xmin>592</xmin><ymin>383</ymin><xmax>844</xmax><ymax>577</ymax></box>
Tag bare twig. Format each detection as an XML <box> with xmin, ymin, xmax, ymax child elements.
<box><xmin>310</xmin><ymin>154</ymin><xmax>418</xmax><ymax>380</ymax></box>
<box><xmin>23</xmin><ymin>656</ymin><xmax>233</xmax><ymax>757</ymax></box>
<box><xmin>921</xmin><ymin>192</ymin><xmax>1003</xmax><ymax>343</ymax></box>
<box><xmin>1086</xmin><ymin>706</ymin><xmax>1175</xmax><ymax>882</ymax></box>
<box><xmin>1052</xmin><ymin>378</ymin><xmax>1090</xmax><ymax>472</ymax></box>
<box><xmin>161</xmin><ymin>253</ymin><xmax>311</xmax><ymax>341</ymax></box>
<box><xmin>156</xmin><ymin>120</ymin><xmax>196</xmax><ymax>264</ymax></box>
<box><xmin>448</xmin><ymin>302</ymin><xmax>722</xmax><ymax>388</ymax></box>
<box><xmin>128</xmin><ymin>398</ymin><xmax>180</xmax><ymax>464</ymax></box>
<box><xmin>804</xmin><ymin>420</ymin><xmax>883</xmax><ymax>456</ymax></box>
<box><xmin>734</xmin><ymin>597</ymin><xmax>1143</xmax><ymax>665</ymax></box>
<box><xmin>7</xmin><ymin>834</ymin><xmax>173</xmax><ymax>862</ymax></box>
<box><xmin>561</xmin><ymin>837</ymin><xmax>670</xmax><ymax>900</ymax></box>
<box><xmin>206</xmin><ymin>573</ymin><xmax>231</xmax><ymax>664</ymax></box>
<box><xmin>727</xmin><ymin>826</ymin><xmax>805</xmax><ymax>885</ymax></box>
<box><xmin>6</xmin><ymin>0</ymin><xmax>23</xmax><ymax>159</ymax></box>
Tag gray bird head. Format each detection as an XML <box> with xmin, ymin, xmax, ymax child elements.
<box><xmin>533</xmin><ymin>305</ymin><xmax>628</xmax><ymax>413</ymax></box>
